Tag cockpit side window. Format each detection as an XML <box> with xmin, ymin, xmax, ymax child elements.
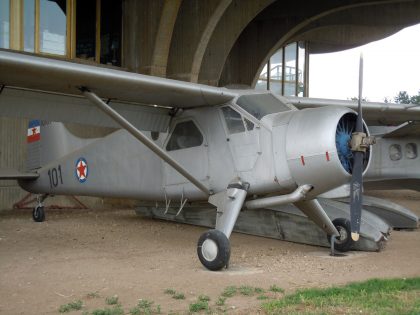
<box><xmin>166</xmin><ymin>120</ymin><xmax>203</xmax><ymax>151</ymax></box>
<box><xmin>221</xmin><ymin>107</ymin><xmax>245</xmax><ymax>134</ymax></box>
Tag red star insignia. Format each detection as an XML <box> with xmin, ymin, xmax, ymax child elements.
<box><xmin>77</xmin><ymin>162</ymin><xmax>86</xmax><ymax>178</ymax></box>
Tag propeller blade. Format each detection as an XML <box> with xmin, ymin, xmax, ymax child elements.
<box><xmin>350</xmin><ymin>53</ymin><xmax>364</xmax><ymax>241</ymax></box>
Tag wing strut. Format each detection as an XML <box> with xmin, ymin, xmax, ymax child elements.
<box><xmin>81</xmin><ymin>88</ymin><xmax>211</xmax><ymax>196</ymax></box>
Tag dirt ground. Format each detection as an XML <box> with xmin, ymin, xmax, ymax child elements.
<box><xmin>0</xmin><ymin>190</ymin><xmax>419</xmax><ymax>315</ymax></box>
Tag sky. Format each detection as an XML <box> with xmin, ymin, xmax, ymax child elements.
<box><xmin>309</xmin><ymin>23</ymin><xmax>420</xmax><ymax>102</ymax></box>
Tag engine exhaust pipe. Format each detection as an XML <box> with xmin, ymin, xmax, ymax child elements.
<box><xmin>245</xmin><ymin>184</ymin><xmax>313</xmax><ymax>210</ymax></box>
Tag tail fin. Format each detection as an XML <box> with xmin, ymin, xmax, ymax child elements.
<box><xmin>26</xmin><ymin>120</ymin><xmax>97</xmax><ymax>171</ymax></box>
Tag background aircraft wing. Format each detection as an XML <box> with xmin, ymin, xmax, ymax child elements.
<box><xmin>285</xmin><ymin>96</ymin><xmax>420</xmax><ymax>126</ymax></box>
<box><xmin>0</xmin><ymin>50</ymin><xmax>236</xmax><ymax>108</ymax></box>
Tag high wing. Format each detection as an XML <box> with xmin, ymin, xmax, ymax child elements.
<box><xmin>0</xmin><ymin>50</ymin><xmax>236</xmax><ymax>131</ymax></box>
<box><xmin>0</xmin><ymin>50</ymin><xmax>236</xmax><ymax>108</ymax></box>
<box><xmin>285</xmin><ymin>96</ymin><xmax>420</xmax><ymax>125</ymax></box>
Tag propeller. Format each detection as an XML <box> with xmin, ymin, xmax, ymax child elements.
<box><xmin>349</xmin><ymin>53</ymin><xmax>374</xmax><ymax>241</ymax></box>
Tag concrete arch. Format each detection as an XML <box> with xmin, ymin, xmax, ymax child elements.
<box><xmin>166</xmin><ymin>0</ymin><xmax>232</xmax><ymax>83</ymax></box>
<box><xmin>218</xmin><ymin>0</ymin><xmax>420</xmax><ymax>89</ymax></box>
<box><xmin>122</xmin><ymin>0</ymin><xmax>165</xmax><ymax>73</ymax></box>
<box><xmin>150</xmin><ymin>0</ymin><xmax>182</xmax><ymax>77</ymax></box>
<box><xmin>197</xmin><ymin>0</ymin><xmax>276</xmax><ymax>86</ymax></box>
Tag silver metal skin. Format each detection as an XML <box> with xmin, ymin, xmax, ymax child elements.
<box><xmin>270</xmin><ymin>106</ymin><xmax>357</xmax><ymax>197</ymax></box>
<box><xmin>294</xmin><ymin>200</ymin><xmax>339</xmax><ymax>236</ymax></box>
<box><xmin>209</xmin><ymin>180</ymin><xmax>248</xmax><ymax>238</ymax></box>
<box><xmin>245</xmin><ymin>184</ymin><xmax>313</xmax><ymax>209</ymax></box>
<box><xmin>286</xmin><ymin>96</ymin><xmax>420</xmax><ymax>125</ymax></box>
<box><xmin>4</xmin><ymin>50</ymin><xmax>418</xmax><ymax>266</ymax></box>
<box><xmin>0</xmin><ymin>50</ymin><xmax>235</xmax><ymax>108</ymax></box>
<box><xmin>0</xmin><ymin>169</ymin><xmax>39</xmax><ymax>180</ymax></box>
<box><xmin>82</xmin><ymin>89</ymin><xmax>211</xmax><ymax>196</ymax></box>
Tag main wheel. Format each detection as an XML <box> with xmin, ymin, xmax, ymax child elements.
<box><xmin>197</xmin><ymin>229</ymin><xmax>230</xmax><ymax>271</ymax></box>
<box><xmin>327</xmin><ymin>218</ymin><xmax>353</xmax><ymax>252</ymax></box>
<box><xmin>32</xmin><ymin>206</ymin><xmax>45</xmax><ymax>222</ymax></box>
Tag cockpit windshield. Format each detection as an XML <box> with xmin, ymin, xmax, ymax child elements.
<box><xmin>236</xmin><ymin>93</ymin><xmax>291</xmax><ymax>120</ymax></box>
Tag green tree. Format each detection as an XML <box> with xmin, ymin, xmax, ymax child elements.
<box><xmin>394</xmin><ymin>90</ymin><xmax>420</xmax><ymax>105</ymax></box>
<box><xmin>394</xmin><ymin>91</ymin><xmax>411</xmax><ymax>104</ymax></box>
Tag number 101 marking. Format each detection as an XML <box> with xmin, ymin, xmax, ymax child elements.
<box><xmin>48</xmin><ymin>165</ymin><xmax>63</xmax><ymax>188</ymax></box>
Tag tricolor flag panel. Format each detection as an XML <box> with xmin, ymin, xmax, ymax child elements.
<box><xmin>27</xmin><ymin>120</ymin><xmax>41</xmax><ymax>143</ymax></box>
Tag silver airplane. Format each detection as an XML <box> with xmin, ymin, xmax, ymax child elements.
<box><xmin>0</xmin><ymin>50</ymin><xmax>415</xmax><ymax>270</ymax></box>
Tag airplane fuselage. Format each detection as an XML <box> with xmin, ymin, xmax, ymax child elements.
<box><xmin>20</xmin><ymin>92</ymin><xmax>358</xmax><ymax>204</ymax></box>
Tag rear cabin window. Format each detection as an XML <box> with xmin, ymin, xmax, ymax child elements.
<box><xmin>166</xmin><ymin>121</ymin><xmax>203</xmax><ymax>151</ymax></box>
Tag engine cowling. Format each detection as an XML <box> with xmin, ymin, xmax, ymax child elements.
<box><xmin>284</xmin><ymin>106</ymin><xmax>370</xmax><ymax>196</ymax></box>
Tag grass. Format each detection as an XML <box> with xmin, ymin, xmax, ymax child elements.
<box><xmin>164</xmin><ymin>288</ymin><xmax>185</xmax><ymax>300</ymax></box>
<box><xmin>216</xmin><ymin>296</ymin><xmax>227</xmax><ymax>306</ymax></box>
<box><xmin>263</xmin><ymin>277</ymin><xmax>420</xmax><ymax>315</ymax></box>
<box><xmin>164</xmin><ymin>289</ymin><xmax>176</xmax><ymax>295</ymax></box>
<box><xmin>86</xmin><ymin>291</ymin><xmax>100</xmax><ymax>299</ymax></box>
<box><xmin>239</xmin><ymin>285</ymin><xmax>255</xmax><ymax>296</ymax></box>
<box><xmin>90</xmin><ymin>306</ymin><xmax>124</xmax><ymax>315</ymax></box>
<box><xmin>257</xmin><ymin>295</ymin><xmax>270</xmax><ymax>300</ymax></box>
<box><xmin>172</xmin><ymin>292</ymin><xmax>185</xmax><ymax>300</ymax></box>
<box><xmin>189</xmin><ymin>300</ymin><xmax>208</xmax><ymax>313</ymax></box>
<box><xmin>105</xmin><ymin>296</ymin><xmax>119</xmax><ymax>305</ymax></box>
<box><xmin>221</xmin><ymin>286</ymin><xmax>237</xmax><ymax>297</ymax></box>
<box><xmin>254</xmin><ymin>287</ymin><xmax>265</xmax><ymax>294</ymax></box>
<box><xmin>198</xmin><ymin>295</ymin><xmax>210</xmax><ymax>302</ymax></box>
<box><xmin>129</xmin><ymin>299</ymin><xmax>161</xmax><ymax>315</ymax></box>
<box><xmin>269</xmin><ymin>285</ymin><xmax>284</xmax><ymax>293</ymax></box>
<box><xmin>58</xmin><ymin>300</ymin><xmax>83</xmax><ymax>313</ymax></box>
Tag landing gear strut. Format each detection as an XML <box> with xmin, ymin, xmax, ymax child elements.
<box><xmin>197</xmin><ymin>180</ymin><xmax>248</xmax><ymax>270</ymax></box>
<box><xmin>32</xmin><ymin>194</ymin><xmax>48</xmax><ymax>222</ymax></box>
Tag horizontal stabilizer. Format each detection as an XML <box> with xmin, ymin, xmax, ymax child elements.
<box><xmin>0</xmin><ymin>169</ymin><xmax>39</xmax><ymax>180</ymax></box>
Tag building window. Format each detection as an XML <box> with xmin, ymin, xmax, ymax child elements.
<box><xmin>39</xmin><ymin>0</ymin><xmax>67</xmax><ymax>55</ymax></box>
<box><xmin>2</xmin><ymin>0</ymin><xmax>122</xmax><ymax>66</ymax></box>
<box><xmin>74</xmin><ymin>0</ymin><xmax>122</xmax><ymax>66</ymax></box>
<box><xmin>256</xmin><ymin>41</ymin><xmax>307</xmax><ymax>97</ymax></box>
<box><xmin>100</xmin><ymin>0</ymin><xmax>122</xmax><ymax>66</ymax></box>
<box><xmin>24</xmin><ymin>0</ymin><xmax>35</xmax><ymax>52</ymax></box>
<box><xmin>0</xmin><ymin>1</ymin><xmax>10</xmax><ymax>49</ymax></box>
<box><xmin>75</xmin><ymin>0</ymin><xmax>97</xmax><ymax>61</ymax></box>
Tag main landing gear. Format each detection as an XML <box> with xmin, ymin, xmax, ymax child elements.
<box><xmin>197</xmin><ymin>180</ymin><xmax>248</xmax><ymax>271</ymax></box>
<box><xmin>32</xmin><ymin>194</ymin><xmax>48</xmax><ymax>222</ymax></box>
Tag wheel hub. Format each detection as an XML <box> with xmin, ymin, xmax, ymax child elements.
<box><xmin>201</xmin><ymin>239</ymin><xmax>218</xmax><ymax>262</ymax></box>
<box><xmin>335</xmin><ymin>226</ymin><xmax>348</xmax><ymax>244</ymax></box>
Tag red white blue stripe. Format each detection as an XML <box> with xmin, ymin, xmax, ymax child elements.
<box><xmin>27</xmin><ymin>120</ymin><xmax>41</xmax><ymax>143</ymax></box>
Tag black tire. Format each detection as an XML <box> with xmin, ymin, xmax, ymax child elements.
<box><xmin>327</xmin><ymin>218</ymin><xmax>353</xmax><ymax>252</ymax></box>
<box><xmin>32</xmin><ymin>206</ymin><xmax>45</xmax><ymax>222</ymax></box>
<box><xmin>197</xmin><ymin>229</ymin><xmax>230</xmax><ymax>271</ymax></box>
